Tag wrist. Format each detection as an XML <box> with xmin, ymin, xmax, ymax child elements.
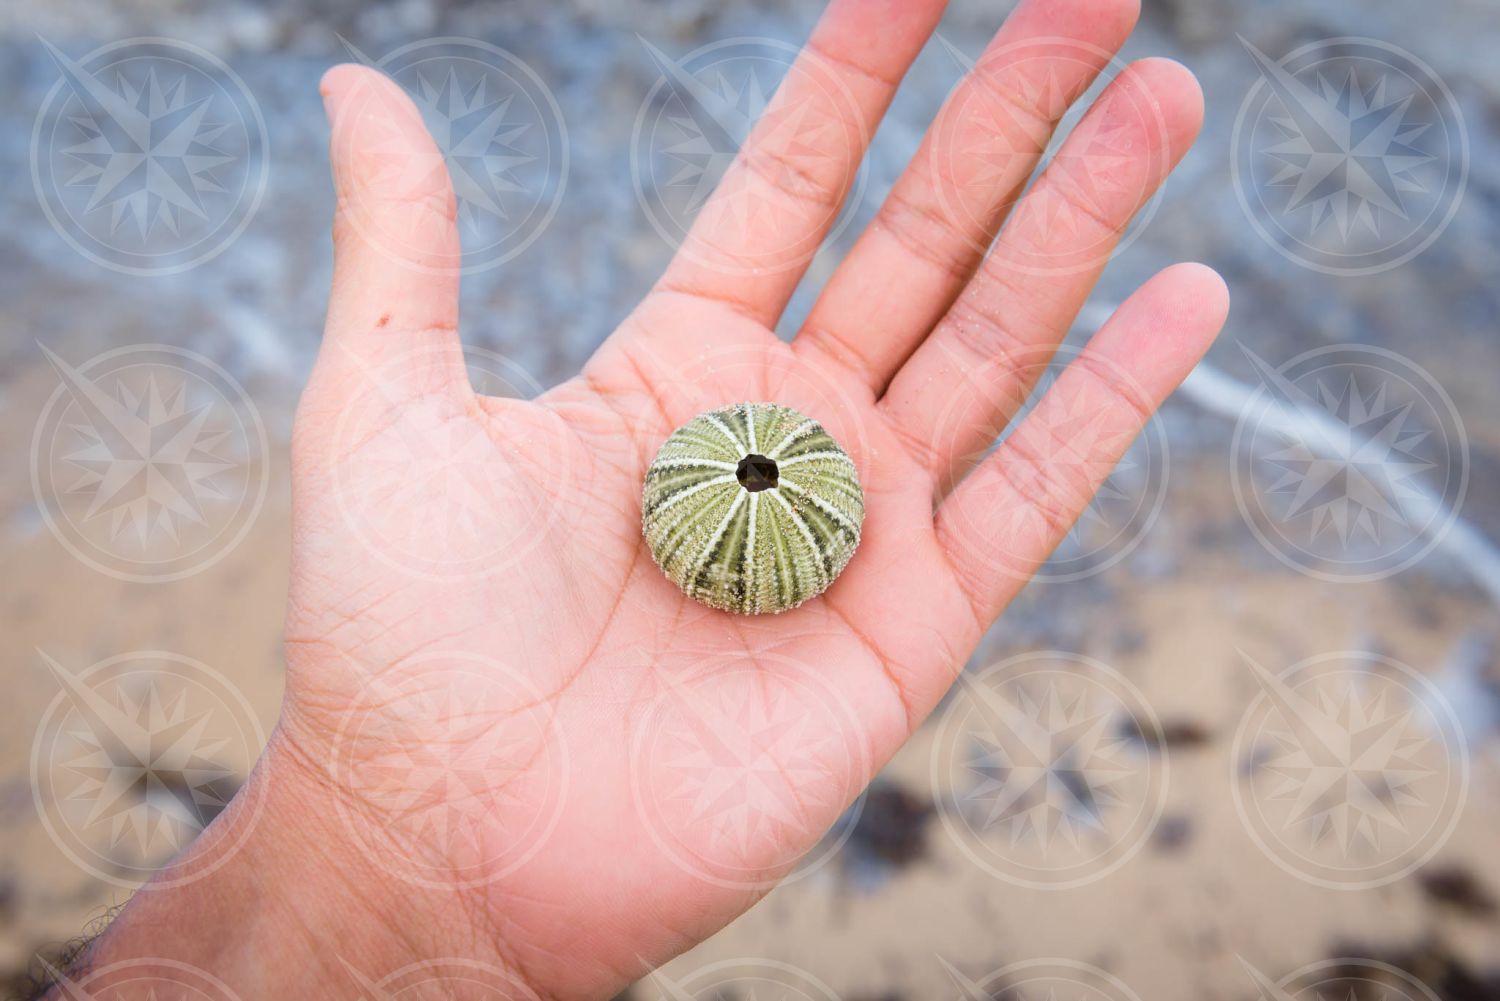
<box><xmin>251</xmin><ymin>728</ymin><xmax>548</xmax><ymax>997</ymax></box>
<box><xmin>236</xmin><ymin>727</ymin><xmax>433</xmax><ymax>970</ymax></box>
<box><xmin>52</xmin><ymin>728</ymin><xmax>464</xmax><ymax>998</ymax></box>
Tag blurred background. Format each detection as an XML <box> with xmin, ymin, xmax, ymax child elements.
<box><xmin>2</xmin><ymin>0</ymin><xmax>1498</xmax><ymax>998</ymax></box>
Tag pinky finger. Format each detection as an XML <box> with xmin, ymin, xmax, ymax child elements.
<box><xmin>935</xmin><ymin>262</ymin><xmax>1230</xmax><ymax>622</ymax></box>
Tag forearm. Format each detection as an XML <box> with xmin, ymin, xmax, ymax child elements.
<box><xmin>37</xmin><ymin>731</ymin><xmax>447</xmax><ymax>999</ymax></box>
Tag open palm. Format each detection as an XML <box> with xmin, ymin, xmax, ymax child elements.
<box><xmin>277</xmin><ymin>0</ymin><xmax>1228</xmax><ymax>996</ymax></box>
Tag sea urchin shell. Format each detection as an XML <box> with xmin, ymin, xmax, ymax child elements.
<box><xmin>642</xmin><ymin>402</ymin><xmax>865</xmax><ymax>614</ymax></box>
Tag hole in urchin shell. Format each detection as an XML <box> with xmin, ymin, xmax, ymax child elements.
<box><xmin>736</xmin><ymin>453</ymin><xmax>779</xmax><ymax>492</ymax></box>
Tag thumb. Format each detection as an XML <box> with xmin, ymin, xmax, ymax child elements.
<box><xmin>314</xmin><ymin>63</ymin><xmax>468</xmax><ymax>405</ymax></box>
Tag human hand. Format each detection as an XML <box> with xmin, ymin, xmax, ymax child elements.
<box><xmin>63</xmin><ymin>0</ymin><xmax>1228</xmax><ymax>998</ymax></box>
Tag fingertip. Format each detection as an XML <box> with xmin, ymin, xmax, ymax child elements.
<box><xmin>319</xmin><ymin>63</ymin><xmax>404</xmax><ymax>127</ymax></box>
<box><xmin>1130</xmin><ymin>52</ymin><xmax>1200</xmax><ymax>82</ymax></box>
<box><xmin>1090</xmin><ymin>0</ymin><xmax>1142</xmax><ymax>45</ymax></box>
<box><xmin>817</xmin><ymin>0</ymin><xmax>947</xmax><ymax>54</ymax></box>
<box><xmin>1011</xmin><ymin>0</ymin><xmax>1140</xmax><ymax>50</ymax></box>
<box><xmin>1126</xmin><ymin>56</ymin><xmax>1205</xmax><ymax>149</ymax></box>
<box><xmin>1169</xmin><ymin>261</ymin><xmax>1231</xmax><ymax>327</ymax></box>
<box><xmin>321</xmin><ymin>63</ymin><xmax>454</xmax><ymax>216</ymax></box>
<box><xmin>1133</xmin><ymin>262</ymin><xmax>1229</xmax><ymax>359</ymax></box>
<box><xmin>319</xmin><ymin>63</ymin><xmax>365</xmax><ymax>123</ymax></box>
<box><xmin>319</xmin><ymin>63</ymin><xmax>364</xmax><ymax>97</ymax></box>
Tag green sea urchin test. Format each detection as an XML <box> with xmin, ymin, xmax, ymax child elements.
<box><xmin>642</xmin><ymin>402</ymin><xmax>865</xmax><ymax>614</ymax></box>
